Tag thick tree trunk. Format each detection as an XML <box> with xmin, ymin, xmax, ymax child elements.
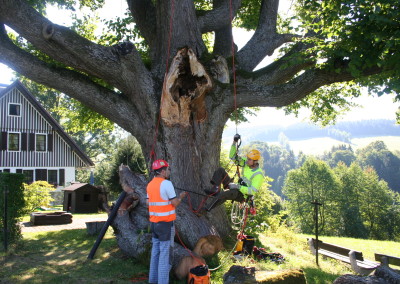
<box><xmin>110</xmin><ymin>46</ymin><xmax>234</xmax><ymax>278</ymax></box>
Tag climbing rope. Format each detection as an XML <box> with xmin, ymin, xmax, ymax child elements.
<box><xmin>230</xmin><ymin>0</ymin><xmax>239</xmax><ymax>134</ymax></box>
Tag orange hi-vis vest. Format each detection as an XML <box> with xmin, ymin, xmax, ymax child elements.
<box><xmin>147</xmin><ymin>177</ymin><xmax>176</xmax><ymax>223</ymax></box>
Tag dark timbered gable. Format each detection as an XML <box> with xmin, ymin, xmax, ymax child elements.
<box><xmin>0</xmin><ymin>81</ymin><xmax>94</xmax><ymax>186</ymax></box>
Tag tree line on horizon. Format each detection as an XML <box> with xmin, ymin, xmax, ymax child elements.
<box><xmin>225</xmin><ymin>119</ymin><xmax>400</xmax><ymax>143</ymax></box>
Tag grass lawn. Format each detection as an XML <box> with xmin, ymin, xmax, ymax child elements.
<box><xmin>1</xmin><ymin>224</ymin><xmax>399</xmax><ymax>283</ymax></box>
<box><xmin>2</xmin><ymin>228</ymin><xmax>148</xmax><ymax>283</ymax></box>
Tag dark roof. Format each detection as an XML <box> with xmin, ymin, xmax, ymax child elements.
<box><xmin>62</xmin><ymin>183</ymin><xmax>98</xmax><ymax>191</ymax></box>
<box><xmin>0</xmin><ymin>81</ymin><xmax>94</xmax><ymax>166</ymax></box>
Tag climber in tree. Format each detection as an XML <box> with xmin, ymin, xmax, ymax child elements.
<box><xmin>205</xmin><ymin>134</ymin><xmax>265</xmax><ymax>211</ymax></box>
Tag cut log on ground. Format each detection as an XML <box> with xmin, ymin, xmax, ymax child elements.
<box><xmin>223</xmin><ymin>265</ymin><xmax>307</xmax><ymax>284</ymax></box>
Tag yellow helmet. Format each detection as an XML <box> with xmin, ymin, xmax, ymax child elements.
<box><xmin>247</xmin><ymin>149</ymin><xmax>261</xmax><ymax>161</ymax></box>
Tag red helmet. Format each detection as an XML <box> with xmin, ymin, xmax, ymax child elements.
<box><xmin>152</xmin><ymin>159</ymin><xmax>169</xmax><ymax>170</ymax></box>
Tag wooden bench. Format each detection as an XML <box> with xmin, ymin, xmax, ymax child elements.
<box><xmin>307</xmin><ymin>238</ymin><xmax>379</xmax><ymax>275</ymax></box>
<box><xmin>375</xmin><ymin>253</ymin><xmax>400</xmax><ymax>268</ymax></box>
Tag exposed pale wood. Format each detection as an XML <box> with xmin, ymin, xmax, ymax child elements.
<box><xmin>161</xmin><ymin>47</ymin><xmax>212</xmax><ymax>127</ymax></box>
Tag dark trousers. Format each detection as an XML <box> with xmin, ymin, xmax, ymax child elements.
<box><xmin>210</xmin><ymin>167</ymin><xmax>233</xmax><ymax>189</ymax></box>
<box><xmin>207</xmin><ymin>168</ymin><xmax>245</xmax><ymax>210</ymax></box>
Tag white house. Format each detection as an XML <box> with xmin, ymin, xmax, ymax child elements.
<box><xmin>0</xmin><ymin>81</ymin><xmax>94</xmax><ymax>187</ymax></box>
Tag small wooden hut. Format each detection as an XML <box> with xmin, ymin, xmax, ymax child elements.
<box><xmin>62</xmin><ymin>182</ymin><xmax>99</xmax><ymax>213</ymax></box>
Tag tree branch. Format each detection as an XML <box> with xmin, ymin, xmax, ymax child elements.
<box><xmin>0</xmin><ymin>0</ymin><xmax>152</xmax><ymax>101</ymax></box>
<box><xmin>252</xmin><ymin>42</ymin><xmax>315</xmax><ymax>85</ymax></box>
<box><xmin>127</xmin><ymin>0</ymin><xmax>157</xmax><ymax>50</ymax></box>
<box><xmin>231</xmin><ymin>64</ymin><xmax>383</xmax><ymax>109</ymax></box>
<box><xmin>0</xmin><ymin>24</ymin><xmax>152</xmax><ymax>145</ymax></box>
<box><xmin>198</xmin><ymin>0</ymin><xmax>241</xmax><ymax>33</ymax></box>
<box><xmin>236</xmin><ymin>0</ymin><xmax>298</xmax><ymax>71</ymax></box>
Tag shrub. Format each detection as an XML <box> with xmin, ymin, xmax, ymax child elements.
<box><xmin>0</xmin><ymin>173</ymin><xmax>26</xmax><ymax>246</ymax></box>
<box><xmin>23</xmin><ymin>181</ymin><xmax>55</xmax><ymax>212</ymax></box>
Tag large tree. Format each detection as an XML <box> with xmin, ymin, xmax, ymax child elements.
<box><xmin>0</xmin><ymin>0</ymin><xmax>399</xmax><ymax>277</ymax></box>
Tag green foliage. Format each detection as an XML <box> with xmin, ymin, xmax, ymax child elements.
<box><xmin>283</xmin><ymin>82</ymin><xmax>362</xmax><ymax>126</ymax></box>
<box><xmin>228</xmin><ymin>107</ymin><xmax>260</xmax><ymax>124</ymax></box>
<box><xmin>0</xmin><ymin>173</ymin><xmax>26</xmax><ymax>246</ymax></box>
<box><xmin>358</xmin><ymin>167</ymin><xmax>398</xmax><ymax>239</ymax></box>
<box><xmin>283</xmin><ymin>158</ymin><xmax>341</xmax><ymax>234</ymax></box>
<box><xmin>26</xmin><ymin>0</ymin><xmax>105</xmax><ymax>14</ymax></box>
<box><xmin>283</xmin><ymin>155</ymin><xmax>400</xmax><ymax>240</ymax></box>
<box><xmin>322</xmin><ymin>144</ymin><xmax>356</xmax><ymax>167</ymax></box>
<box><xmin>96</xmin><ymin>135</ymin><xmax>146</xmax><ymax>194</ymax></box>
<box><xmin>333</xmin><ymin>162</ymin><xmax>368</xmax><ymax>238</ymax></box>
<box><xmin>23</xmin><ymin>181</ymin><xmax>55</xmax><ymax>212</ymax></box>
<box><xmin>297</xmin><ymin>0</ymin><xmax>400</xmax><ymax>81</ymax></box>
<box><xmin>356</xmin><ymin>140</ymin><xmax>400</xmax><ymax>191</ymax></box>
<box><xmin>281</xmin><ymin>0</ymin><xmax>400</xmax><ymax>122</ymax></box>
<box><xmin>234</xmin><ymin>0</ymin><xmax>262</xmax><ymax>30</ymax></box>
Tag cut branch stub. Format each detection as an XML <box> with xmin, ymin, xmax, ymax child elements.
<box><xmin>161</xmin><ymin>47</ymin><xmax>213</xmax><ymax>127</ymax></box>
<box><xmin>42</xmin><ymin>23</ymin><xmax>54</xmax><ymax>40</ymax></box>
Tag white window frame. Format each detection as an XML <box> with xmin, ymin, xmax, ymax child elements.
<box><xmin>8</xmin><ymin>103</ymin><xmax>21</xmax><ymax>117</ymax></box>
<box><xmin>8</xmin><ymin>132</ymin><xmax>21</xmax><ymax>152</ymax></box>
<box><xmin>35</xmin><ymin>133</ymin><xmax>47</xmax><ymax>152</ymax></box>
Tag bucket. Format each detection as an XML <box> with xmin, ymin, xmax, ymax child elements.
<box><xmin>243</xmin><ymin>235</ymin><xmax>255</xmax><ymax>255</ymax></box>
<box><xmin>235</xmin><ymin>240</ymin><xmax>244</xmax><ymax>252</ymax></box>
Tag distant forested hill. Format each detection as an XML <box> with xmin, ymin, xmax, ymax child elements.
<box><xmin>224</xmin><ymin>119</ymin><xmax>400</xmax><ymax>143</ymax></box>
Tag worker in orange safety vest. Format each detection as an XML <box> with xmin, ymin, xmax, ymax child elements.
<box><xmin>147</xmin><ymin>159</ymin><xmax>187</xmax><ymax>284</ymax></box>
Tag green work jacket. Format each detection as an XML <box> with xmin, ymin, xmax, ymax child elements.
<box><xmin>229</xmin><ymin>144</ymin><xmax>264</xmax><ymax>196</ymax></box>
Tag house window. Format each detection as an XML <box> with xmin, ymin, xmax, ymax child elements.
<box><xmin>36</xmin><ymin>134</ymin><xmax>46</xmax><ymax>151</ymax></box>
<box><xmin>23</xmin><ymin>170</ymin><xmax>34</xmax><ymax>184</ymax></box>
<box><xmin>48</xmin><ymin>170</ymin><xmax>58</xmax><ymax>185</ymax></box>
<box><xmin>9</xmin><ymin>103</ymin><xmax>21</xmax><ymax>116</ymax></box>
<box><xmin>83</xmin><ymin>194</ymin><xmax>91</xmax><ymax>202</ymax></box>
<box><xmin>8</xmin><ymin>133</ymin><xmax>20</xmax><ymax>151</ymax></box>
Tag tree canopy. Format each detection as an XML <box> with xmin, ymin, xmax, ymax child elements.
<box><xmin>1</xmin><ymin>0</ymin><xmax>399</xmax><ymax>136</ymax></box>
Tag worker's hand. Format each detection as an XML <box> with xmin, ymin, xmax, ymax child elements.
<box><xmin>233</xmin><ymin>134</ymin><xmax>241</xmax><ymax>142</ymax></box>
<box><xmin>228</xmin><ymin>183</ymin><xmax>240</xmax><ymax>190</ymax></box>
<box><xmin>179</xmin><ymin>192</ymin><xmax>188</xmax><ymax>200</ymax></box>
<box><xmin>238</xmin><ymin>178</ymin><xmax>248</xmax><ymax>187</ymax></box>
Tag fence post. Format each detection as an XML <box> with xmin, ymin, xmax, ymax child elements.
<box><xmin>3</xmin><ymin>185</ymin><xmax>9</xmax><ymax>252</ymax></box>
<box><xmin>311</xmin><ymin>199</ymin><xmax>322</xmax><ymax>266</ymax></box>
